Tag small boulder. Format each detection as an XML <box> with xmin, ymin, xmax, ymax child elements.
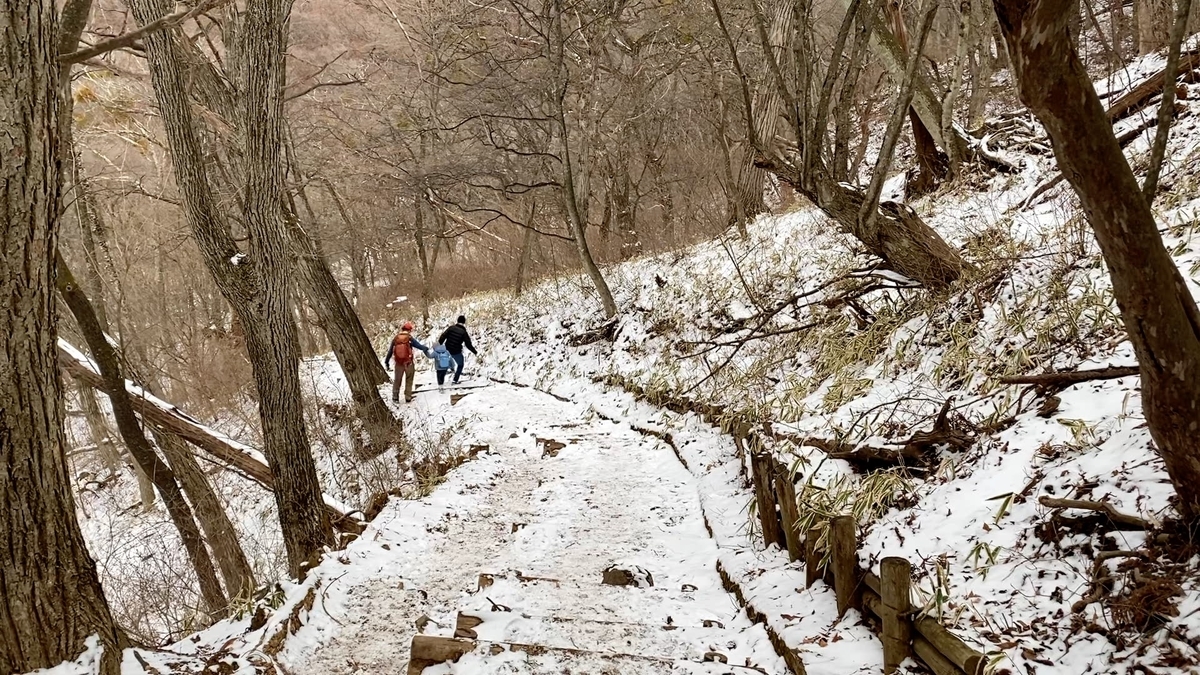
<box><xmin>602</xmin><ymin>564</ymin><xmax>654</xmax><ymax>588</ymax></box>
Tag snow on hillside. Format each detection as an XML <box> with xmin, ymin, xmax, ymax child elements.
<box><xmin>437</xmin><ymin>69</ymin><xmax>1200</xmax><ymax>675</ymax></box>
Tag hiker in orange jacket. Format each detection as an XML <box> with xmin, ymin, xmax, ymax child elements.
<box><xmin>383</xmin><ymin>322</ymin><xmax>430</xmax><ymax>403</ymax></box>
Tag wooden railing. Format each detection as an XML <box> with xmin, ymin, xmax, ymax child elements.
<box><xmin>750</xmin><ymin>446</ymin><xmax>986</xmax><ymax>675</ymax></box>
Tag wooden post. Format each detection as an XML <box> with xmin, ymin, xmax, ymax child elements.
<box><xmin>830</xmin><ymin>515</ymin><xmax>859</xmax><ymax>617</ymax></box>
<box><xmin>880</xmin><ymin>557</ymin><xmax>913</xmax><ymax>674</ymax></box>
<box><xmin>773</xmin><ymin>459</ymin><xmax>803</xmax><ymax>561</ymax></box>
<box><xmin>750</xmin><ymin>450</ymin><xmax>784</xmax><ymax>549</ymax></box>
<box><xmin>804</xmin><ymin>526</ymin><xmax>822</xmax><ymax>587</ymax></box>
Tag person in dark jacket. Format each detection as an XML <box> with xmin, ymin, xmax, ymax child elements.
<box><xmin>438</xmin><ymin>315</ymin><xmax>477</xmax><ymax>384</ymax></box>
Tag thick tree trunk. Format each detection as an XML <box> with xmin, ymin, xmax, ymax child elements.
<box><xmin>283</xmin><ymin>195</ymin><xmax>392</xmax><ymax>438</ymax></box>
<box><xmin>993</xmin><ymin>0</ymin><xmax>1200</xmax><ymax>519</ymax></box>
<box><xmin>0</xmin><ymin>0</ymin><xmax>124</xmax><ymax>668</ymax></box>
<box><xmin>57</xmin><ymin>257</ymin><xmax>229</xmax><ymax>617</ymax></box>
<box><xmin>1136</xmin><ymin>0</ymin><xmax>1173</xmax><ymax>54</ymax></box>
<box><xmin>129</xmin><ymin>0</ymin><xmax>333</xmax><ymax>577</ymax></box>
<box><xmin>152</xmin><ymin>426</ymin><xmax>256</xmax><ymax>602</ymax></box>
<box><xmin>552</xmin><ymin>0</ymin><xmax>617</xmax><ymax>319</ymax></box>
<box><xmin>236</xmin><ymin>0</ymin><xmax>335</xmax><ymax>575</ymax></box>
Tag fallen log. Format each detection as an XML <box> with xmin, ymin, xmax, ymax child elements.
<box><xmin>1000</xmin><ymin>365</ymin><xmax>1139</xmax><ymax>387</ymax></box>
<box><xmin>58</xmin><ymin>339</ymin><xmax>363</xmax><ymax>532</ymax></box>
<box><xmin>1107</xmin><ymin>52</ymin><xmax>1200</xmax><ymax>122</ymax></box>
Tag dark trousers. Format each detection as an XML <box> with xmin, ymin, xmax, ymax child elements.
<box><xmin>451</xmin><ymin>352</ymin><xmax>465</xmax><ymax>383</ymax></box>
<box><xmin>436</xmin><ymin>369</ymin><xmax>448</xmax><ymax>385</ymax></box>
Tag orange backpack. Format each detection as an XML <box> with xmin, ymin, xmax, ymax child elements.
<box><xmin>392</xmin><ymin>332</ymin><xmax>414</xmax><ymax>364</ymax></box>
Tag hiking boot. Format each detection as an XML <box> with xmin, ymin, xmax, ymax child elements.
<box><xmin>391</xmin><ymin>397</ymin><xmax>399</xmax><ymax>403</ymax></box>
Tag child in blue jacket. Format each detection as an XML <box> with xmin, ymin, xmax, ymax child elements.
<box><xmin>428</xmin><ymin>343</ymin><xmax>455</xmax><ymax>387</ymax></box>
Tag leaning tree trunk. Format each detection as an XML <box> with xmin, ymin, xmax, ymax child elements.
<box><xmin>129</xmin><ymin>0</ymin><xmax>333</xmax><ymax>577</ymax></box>
<box><xmin>283</xmin><ymin>201</ymin><xmax>393</xmax><ymax>437</ymax></box>
<box><xmin>552</xmin><ymin>0</ymin><xmax>617</xmax><ymax>319</ymax></box>
<box><xmin>57</xmin><ymin>256</ymin><xmax>230</xmax><ymax>617</ymax></box>
<box><xmin>993</xmin><ymin>0</ymin><xmax>1200</xmax><ymax>519</ymax></box>
<box><xmin>0</xmin><ymin>0</ymin><xmax>125</xmax><ymax>669</ymax></box>
<box><xmin>759</xmin><ymin>154</ymin><xmax>966</xmax><ymax>288</ymax></box>
<box><xmin>152</xmin><ymin>426</ymin><xmax>256</xmax><ymax>602</ymax></box>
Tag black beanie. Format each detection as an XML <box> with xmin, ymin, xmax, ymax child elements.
<box><xmin>457</xmin><ymin>315</ymin><xmax>467</xmax><ymax>324</ymax></box>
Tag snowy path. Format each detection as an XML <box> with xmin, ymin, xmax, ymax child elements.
<box><xmin>286</xmin><ymin>382</ymin><xmax>785</xmax><ymax>674</ymax></box>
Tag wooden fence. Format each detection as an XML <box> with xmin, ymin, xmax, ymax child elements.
<box><xmin>747</xmin><ymin>436</ymin><xmax>985</xmax><ymax>675</ymax></box>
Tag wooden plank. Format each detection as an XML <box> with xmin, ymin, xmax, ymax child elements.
<box><xmin>407</xmin><ymin>635</ymin><xmax>475</xmax><ymax>675</ymax></box>
<box><xmin>804</xmin><ymin>526</ymin><xmax>823</xmax><ymax>587</ymax></box>
<box><xmin>773</xmin><ymin>459</ymin><xmax>803</xmax><ymax>561</ymax></box>
<box><xmin>880</xmin><ymin>557</ymin><xmax>913</xmax><ymax>674</ymax></box>
<box><xmin>913</xmin><ymin>616</ymin><xmax>985</xmax><ymax>675</ymax></box>
<box><xmin>830</xmin><ymin>516</ymin><xmax>859</xmax><ymax>617</ymax></box>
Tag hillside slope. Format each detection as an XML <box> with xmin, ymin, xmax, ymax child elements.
<box><xmin>445</xmin><ymin>51</ymin><xmax>1200</xmax><ymax>675</ymax></box>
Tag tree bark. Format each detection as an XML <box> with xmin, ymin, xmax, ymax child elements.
<box><xmin>0</xmin><ymin>0</ymin><xmax>125</xmax><ymax>667</ymax></box>
<box><xmin>993</xmin><ymin>0</ymin><xmax>1200</xmax><ymax>519</ymax></box>
<box><xmin>552</xmin><ymin>0</ymin><xmax>617</xmax><ymax>319</ymax></box>
<box><xmin>57</xmin><ymin>256</ymin><xmax>229</xmax><ymax>617</ymax></box>
<box><xmin>152</xmin><ymin>426</ymin><xmax>256</xmax><ymax>603</ymax></box>
<box><xmin>129</xmin><ymin>0</ymin><xmax>333</xmax><ymax>577</ymax></box>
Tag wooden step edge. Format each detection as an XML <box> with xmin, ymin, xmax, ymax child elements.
<box><xmin>454</xmin><ymin>610</ymin><xmax>726</xmax><ymax>639</ymax></box>
<box><xmin>408</xmin><ymin>634</ymin><xmax>767</xmax><ymax>674</ymax></box>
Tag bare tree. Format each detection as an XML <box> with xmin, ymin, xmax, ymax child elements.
<box><xmin>129</xmin><ymin>0</ymin><xmax>333</xmax><ymax>576</ymax></box>
<box><xmin>713</xmin><ymin>0</ymin><xmax>966</xmax><ymax>288</ymax></box>
<box><xmin>993</xmin><ymin>0</ymin><xmax>1200</xmax><ymax>519</ymax></box>
<box><xmin>0</xmin><ymin>0</ymin><xmax>125</xmax><ymax>669</ymax></box>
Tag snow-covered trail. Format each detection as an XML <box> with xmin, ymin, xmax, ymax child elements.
<box><xmin>286</xmin><ymin>381</ymin><xmax>785</xmax><ymax>674</ymax></box>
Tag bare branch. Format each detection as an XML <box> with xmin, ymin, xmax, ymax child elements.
<box><xmin>59</xmin><ymin>0</ymin><xmax>229</xmax><ymax>65</ymax></box>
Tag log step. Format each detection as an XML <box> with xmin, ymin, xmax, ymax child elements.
<box><xmin>453</xmin><ymin>611</ymin><xmax>754</xmax><ymax>662</ymax></box>
<box><xmin>469</xmin><ymin>572</ymin><xmax>725</xmax><ymax>625</ymax></box>
<box><xmin>407</xmin><ymin>634</ymin><xmax>774</xmax><ymax>675</ymax></box>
